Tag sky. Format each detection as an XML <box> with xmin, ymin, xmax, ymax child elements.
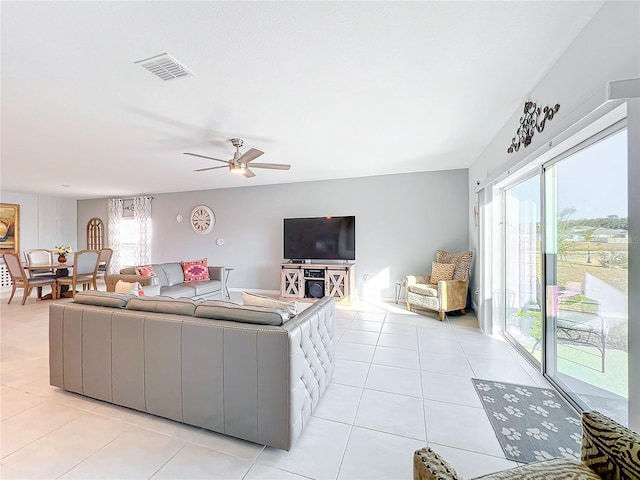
<box><xmin>557</xmin><ymin>129</ymin><xmax>627</xmax><ymax>219</ymax></box>
<box><xmin>508</xmin><ymin>128</ymin><xmax>628</xmax><ymax>222</ymax></box>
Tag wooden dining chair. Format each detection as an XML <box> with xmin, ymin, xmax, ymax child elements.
<box><xmin>2</xmin><ymin>252</ymin><xmax>57</xmax><ymax>305</ymax></box>
<box><xmin>94</xmin><ymin>248</ymin><xmax>113</xmax><ymax>290</ymax></box>
<box><xmin>24</xmin><ymin>249</ymin><xmax>55</xmax><ymax>278</ymax></box>
<box><xmin>56</xmin><ymin>250</ymin><xmax>100</xmax><ymax>299</ymax></box>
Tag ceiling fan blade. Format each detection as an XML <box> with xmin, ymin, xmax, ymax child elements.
<box><xmin>193</xmin><ymin>165</ymin><xmax>229</xmax><ymax>172</ymax></box>
<box><xmin>243</xmin><ymin>168</ymin><xmax>256</xmax><ymax>178</ymax></box>
<box><xmin>247</xmin><ymin>162</ymin><xmax>291</xmax><ymax>170</ymax></box>
<box><xmin>238</xmin><ymin>148</ymin><xmax>264</xmax><ymax>164</ymax></box>
<box><xmin>184</xmin><ymin>152</ymin><xmax>229</xmax><ymax>164</ymax></box>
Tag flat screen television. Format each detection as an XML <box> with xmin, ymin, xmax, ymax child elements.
<box><xmin>283</xmin><ymin>216</ymin><xmax>355</xmax><ymax>261</ymax></box>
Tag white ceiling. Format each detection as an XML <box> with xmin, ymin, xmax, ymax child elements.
<box><xmin>1</xmin><ymin>1</ymin><xmax>604</xmax><ymax>200</ymax></box>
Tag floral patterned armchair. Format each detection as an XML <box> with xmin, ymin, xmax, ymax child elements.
<box><xmin>405</xmin><ymin>250</ymin><xmax>472</xmax><ymax>321</ymax></box>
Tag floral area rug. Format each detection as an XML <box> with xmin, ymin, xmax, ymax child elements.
<box><xmin>472</xmin><ymin>378</ymin><xmax>582</xmax><ymax>464</ymax></box>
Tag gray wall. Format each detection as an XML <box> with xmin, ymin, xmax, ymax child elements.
<box><xmin>0</xmin><ymin>191</ymin><xmax>77</xmax><ymax>253</ymax></box>
<box><xmin>78</xmin><ymin>169</ymin><xmax>469</xmax><ymax>299</ymax></box>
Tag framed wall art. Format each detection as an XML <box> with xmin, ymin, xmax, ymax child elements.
<box><xmin>0</xmin><ymin>203</ymin><xmax>20</xmax><ymax>255</ymax></box>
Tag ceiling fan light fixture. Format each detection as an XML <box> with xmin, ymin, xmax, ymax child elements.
<box><xmin>186</xmin><ymin>138</ymin><xmax>289</xmax><ymax>178</ymax></box>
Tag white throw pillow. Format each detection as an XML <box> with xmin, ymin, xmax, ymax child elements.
<box><xmin>242</xmin><ymin>291</ymin><xmax>297</xmax><ymax>316</ymax></box>
<box><xmin>115</xmin><ymin>280</ymin><xmax>144</xmax><ymax>296</ymax></box>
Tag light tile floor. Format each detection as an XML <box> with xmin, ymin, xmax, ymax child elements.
<box><xmin>0</xmin><ymin>289</ymin><xmax>553</xmax><ymax>479</ymax></box>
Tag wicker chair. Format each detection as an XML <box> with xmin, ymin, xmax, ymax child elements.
<box><xmin>405</xmin><ymin>250</ymin><xmax>472</xmax><ymax>321</ymax></box>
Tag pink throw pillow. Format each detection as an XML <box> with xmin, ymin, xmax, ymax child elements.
<box><xmin>135</xmin><ymin>265</ymin><xmax>157</xmax><ymax>277</ymax></box>
<box><xmin>181</xmin><ymin>258</ymin><xmax>210</xmax><ymax>282</ymax></box>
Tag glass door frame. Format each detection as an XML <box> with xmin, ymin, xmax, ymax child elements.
<box><xmin>496</xmin><ymin>118</ymin><xmax>628</xmax><ymax>415</ymax></box>
<box><xmin>480</xmin><ymin>92</ymin><xmax>638</xmax><ymax>429</ymax></box>
<box><xmin>540</xmin><ymin>119</ymin><xmax>627</xmax><ymax>414</ymax></box>
<box><xmin>498</xmin><ymin>168</ymin><xmax>544</xmax><ymax>369</ymax></box>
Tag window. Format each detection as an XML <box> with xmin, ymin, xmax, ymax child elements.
<box><xmin>118</xmin><ymin>218</ymin><xmax>138</xmax><ymax>268</ymax></box>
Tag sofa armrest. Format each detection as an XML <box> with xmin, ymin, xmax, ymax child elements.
<box><xmin>438</xmin><ymin>279</ymin><xmax>468</xmax><ymax>311</ymax></box>
<box><xmin>405</xmin><ymin>275</ymin><xmax>431</xmax><ymax>287</ymax></box>
<box><xmin>414</xmin><ymin>447</ymin><xmax>463</xmax><ymax>480</ymax></box>
<box><xmin>105</xmin><ymin>274</ymin><xmax>158</xmax><ymax>292</ymax></box>
<box><xmin>581</xmin><ymin>410</ymin><xmax>640</xmax><ymax>480</ymax></box>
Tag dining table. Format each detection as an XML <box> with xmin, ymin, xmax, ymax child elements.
<box><xmin>24</xmin><ymin>262</ymin><xmax>74</xmax><ymax>300</ymax></box>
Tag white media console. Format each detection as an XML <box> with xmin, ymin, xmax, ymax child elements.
<box><xmin>280</xmin><ymin>262</ymin><xmax>356</xmax><ymax>304</ymax></box>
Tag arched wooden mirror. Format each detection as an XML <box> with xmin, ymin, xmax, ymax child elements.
<box><xmin>87</xmin><ymin>218</ymin><xmax>104</xmax><ymax>250</ymax></box>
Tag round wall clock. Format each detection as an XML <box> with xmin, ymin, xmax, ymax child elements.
<box><xmin>190</xmin><ymin>205</ymin><xmax>215</xmax><ymax>234</ymax></box>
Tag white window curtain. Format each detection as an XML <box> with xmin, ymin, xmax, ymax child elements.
<box><xmin>133</xmin><ymin>196</ymin><xmax>152</xmax><ymax>266</ymax></box>
<box><xmin>107</xmin><ymin>198</ymin><xmax>123</xmax><ymax>274</ymax></box>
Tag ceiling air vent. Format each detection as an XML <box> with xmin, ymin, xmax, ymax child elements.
<box><xmin>134</xmin><ymin>53</ymin><xmax>193</xmax><ymax>81</ymax></box>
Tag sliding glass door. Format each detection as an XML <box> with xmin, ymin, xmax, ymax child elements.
<box><xmin>502</xmin><ymin>175</ymin><xmax>542</xmax><ymax>365</ymax></box>
<box><xmin>544</xmin><ymin>128</ymin><xmax>629</xmax><ymax>425</ymax></box>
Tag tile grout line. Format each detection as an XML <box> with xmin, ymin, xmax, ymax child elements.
<box><xmin>416</xmin><ymin>320</ymin><xmax>428</xmax><ymax>445</ymax></box>
<box><xmin>334</xmin><ymin>311</ymin><xmax>383</xmax><ymax>479</ymax></box>
<box><xmin>54</xmin><ymin>427</ymin><xmax>130</xmax><ymax>479</ymax></box>
<box><xmin>146</xmin><ymin>443</ymin><xmax>187</xmax><ymax>479</ymax></box>
<box><xmin>0</xmin><ymin>404</ymin><xmax>88</xmax><ymax>460</ymax></box>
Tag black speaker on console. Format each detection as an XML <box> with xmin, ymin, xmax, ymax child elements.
<box><xmin>305</xmin><ymin>280</ymin><xmax>325</xmax><ymax>299</ymax></box>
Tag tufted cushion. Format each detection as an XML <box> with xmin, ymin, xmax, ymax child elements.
<box><xmin>195</xmin><ymin>300</ymin><xmax>290</xmax><ymax>325</ymax></box>
<box><xmin>473</xmin><ymin>458</ymin><xmax>599</xmax><ymax>479</ymax></box>
<box><xmin>242</xmin><ymin>291</ymin><xmax>298</xmax><ymax>316</ymax></box>
<box><xmin>614</xmin><ymin>433</ymin><xmax>640</xmax><ymax>480</ymax></box>
<box><xmin>126</xmin><ymin>296</ymin><xmax>200</xmax><ymax>316</ymax></box>
<box><xmin>135</xmin><ymin>264</ymin><xmax>157</xmax><ymax>277</ymax></box>
<box><xmin>73</xmin><ymin>291</ymin><xmax>134</xmax><ymax>308</ymax></box>
<box><xmin>414</xmin><ymin>448</ymin><xmax>599</xmax><ymax>480</ymax></box>
<box><xmin>582</xmin><ymin>410</ymin><xmax>640</xmax><ymax>479</ymax></box>
<box><xmin>408</xmin><ymin>283</ymin><xmax>438</xmax><ymax>297</ymax></box>
<box><xmin>181</xmin><ymin>258</ymin><xmax>210</xmax><ymax>282</ymax></box>
<box><xmin>414</xmin><ymin>447</ymin><xmax>462</xmax><ymax>480</ymax></box>
<box><xmin>286</xmin><ymin>297</ymin><xmax>335</xmax><ymax>446</ymax></box>
<box><xmin>430</xmin><ymin>262</ymin><xmax>455</xmax><ymax>284</ymax></box>
<box><xmin>436</xmin><ymin>250</ymin><xmax>473</xmax><ymax>280</ymax></box>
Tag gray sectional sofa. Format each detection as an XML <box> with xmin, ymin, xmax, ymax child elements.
<box><xmin>49</xmin><ymin>292</ymin><xmax>336</xmax><ymax>450</ymax></box>
<box><xmin>105</xmin><ymin>262</ymin><xmax>224</xmax><ymax>300</ymax></box>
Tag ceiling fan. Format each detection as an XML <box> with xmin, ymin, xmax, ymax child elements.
<box><xmin>185</xmin><ymin>138</ymin><xmax>291</xmax><ymax>178</ymax></box>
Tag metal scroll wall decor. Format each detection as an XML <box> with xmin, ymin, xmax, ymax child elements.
<box><xmin>507</xmin><ymin>101</ymin><xmax>560</xmax><ymax>153</ymax></box>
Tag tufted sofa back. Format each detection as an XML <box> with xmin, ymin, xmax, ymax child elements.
<box><xmin>49</xmin><ymin>296</ymin><xmax>335</xmax><ymax>450</ymax></box>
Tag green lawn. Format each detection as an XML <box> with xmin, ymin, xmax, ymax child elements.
<box><xmin>532</xmin><ymin>345</ymin><xmax>628</xmax><ymax>398</ymax></box>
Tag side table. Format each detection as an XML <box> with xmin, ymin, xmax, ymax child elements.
<box><xmin>224</xmin><ymin>267</ymin><xmax>234</xmax><ymax>299</ymax></box>
<box><xmin>395</xmin><ymin>280</ymin><xmax>406</xmax><ymax>304</ymax></box>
